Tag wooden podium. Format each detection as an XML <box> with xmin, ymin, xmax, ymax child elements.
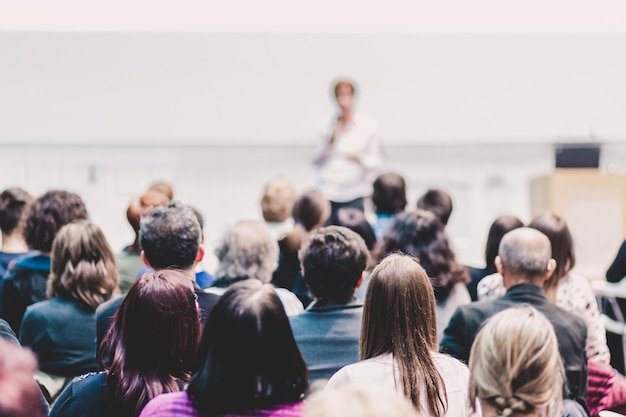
<box><xmin>529</xmin><ymin>169</ymin><xmax>626</xmax><ymax>280</ymax></box>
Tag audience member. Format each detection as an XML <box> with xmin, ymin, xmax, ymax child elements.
<box><xmin>96</xmin><ymin>204</ymin><xmax>211</xmax><ymax>347</ymax></box>
<box><xmin>313</xmin><ymin>79</ymin><xmax>381</xmax><ymax>215</ymax></box>
<box><xmin>326</xmin><ymin>207</ymin><xmax>377</xmax><ymax>250</ymax></box>
<box><xmin>0</xmin><ymin>338</ymin><xmax>48</xmax><ymax>417</ymax></box>
<box><xmin>469</xmin><ymin>306</ymin><xmax>581</xmax><ymax>417</ymax></box>
<box><xmin>327</xmin><ymin>254</ymin><xmax>469</xmax><ymax>417</ymax></box>
<box><xmin>440</xmin><ymin>227</ymin><xmax>588</xmax><ymax>402</ymax></box>
<box><xmin>0</xmin><ymin>187</ymin><xmax>34</xmax><ymax>277</ymax></box>
<box><xmin>0</xmin><ymin>318</ymin><xmax>18</xmax><ymax>344</ymax></box>
<box><xmin>466</xmin><ymin>215</ymin><xmax>523</xmax><ymax>301</ymax></box>
<box><xmin>373</xmin><ymin>209</ymin><xmax>470</xmax><ymax>342</ymax></box>
<box><xmin>416</xmin><ymin>189</ymin><xmax>453</xmax><ymax>227</ymax></box>
<box><xmin>19</xmin><ymin>220</ymin><xmax>119</xmax><ymax>401</ymax></box>
<box><xmin>289</xmin><ymin>226</ymin><xmax>369</xmax><ymax>381</ymax></box>
<box><xmin>1</xmin><ymin>190</ymin><xmax>88</xmax><ymax>334</ymax></box>
<box><xmin>261</xmin><ymin>175</ymin><xmax>297</xmax><ymax>241</ymax></box>
<box><xmin>50</xmin><ymin>270</ymin><xmax>201</xmax><ymax>417</ymax></box>
<box><xmin>306</xmin><ymin>385</ymin><xmax>418</xmax><ymax>417</ymax></box>
<box><xmin>140</xmin><ymin>280</ymin><xmax>308</xmax><ymax>417</ymax></box>
<box><xmin>207</xmin><ymin>219</ymin><xmax>303</xmax><ymax>316</ymax></box>
<box><xmin>371</xmin><ymin>172</ymin><xmax>407</xmax><ymax>241</ymax></box>
<box><xmin>606</xmin><ymin>238</ymin><xmax>626</xmax><ymax>374</ymax></box>
<box><xmin>272</xmin><ymin>190</ymin><xmax>331</xmax><ymax>306</ymax></box>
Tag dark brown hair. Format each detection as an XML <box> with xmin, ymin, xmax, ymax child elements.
<box><xmin>484</xmin><ymin>216</ymin><xmax>524</xmax><ymax>274</ymax></box>
<box><xmin>372</xmin><ymin>173</ymin><xmax>407</xmax><ymax>214</ymax></box>
<box><xmin>100</xmin><ymin>270</ymin><xmax>201</xmax><ymax>417</ymax></box>
<box><xmin>361</xmin><ymin>254</ymin><xmax>446</xmax><ymax>416</ymax></box>
<box><xmin>0</xmin><ymin>187</ymin><xmax>33</xmax><ymax>235</ymax></box>
<box><xmin>417</xmin><ymin>189</ymin><xmax>453</xmax><ymax>226</ymax></box>
<box><xmin>48</xmin><ymin>220</ymin><xmax>119</xmax><ymax>311</ymax></box>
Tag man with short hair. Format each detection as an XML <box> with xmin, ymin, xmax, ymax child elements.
<box><xmin>417</xmin><ymin>188</ymin><xmax>453</xmax><ymax>226</ymax></box>
<box><xmin>440</xmin><ymin>227</ymin><xmax>588</xmax><ymax>401</ymax></box>
<box><xmin>96</xmin><ymin>204</ymin><xmax>209</xmax><ymax>346</ymax></box>
<box><xmin>289</xmin><ymin>225</ymin><xmax>369</xmax><ymax>381</ymax></box>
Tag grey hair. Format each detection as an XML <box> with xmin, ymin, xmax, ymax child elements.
<box><xmin>498</xmin><ymin>227</ymin><xmax>552</xmax><ymax>280</ymax></box>
<box><xmin>469</xmin><ymin>306</ymin><xmax>563</xmax><ymax>417</ymax></box>
<box><xmin>214</xmin><ymin>220</ymin><xmax>279</xmax><ymax>283</ymax></box>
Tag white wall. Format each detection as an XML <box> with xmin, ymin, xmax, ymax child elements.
<box><xmin>1</xmin><ymin>33</ymin><xmax>625</xmax><ymax>145</ymax></box>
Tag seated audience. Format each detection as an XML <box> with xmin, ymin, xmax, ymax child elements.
<box><xmin>326</xmin><ymin>207</ymin><xmax>377</xmax><ymax>251</ymax></box>
<box><xmin>327</xmin><ymin>254</ymin><xmax>469</xmax><ymax>417</ymax></box>
<box><xmin>306</xmin><ymin>385</ymin><xmax>418</xmax><ymax>417</ymax></box>
<box><xmin>0</xmin><ymin>318</ymin><xmax>18</xmax><ymax>344</ymax></box>
<box><xmin>289</xmin><ymin>226</ymin><xmax>369</xmax><ymax>381</ymax></box>
<box><xmin>19</xmin><ymin>220</ymin><xmax>118</xmax><ymax>401</ymax></box>
<box><xmin>260</xmin><ymin>175</ymin><xmax>297</xmax><ymax>241</ymax></box>
<box><xmin>272</xmin><ymin>190</ymin><xmax>331</xmax><ymax>306</ymax></box>
<box><xmin>370</xmin><ymin>172</ymin><xmax>407</xmax><ymax>241</ymax></box>
<box><xmin>140</xmin><ymin>280</ymin><xmax>308</xmax><ymax>417</ymax></box>
<box><xmin>373</xmin><ymin>209</ymin><xmax>470</xmax><ymax>342</ymax></box>
<box><xmin>0</xmin><ymin>187</ymin><xmax>34</xmax><ymax>278</ymax></box>
<box><xmin>0</xmin><ymin>338</ymin><xmax>49</xmax><ymax>417</ymax></box>
<box><xmin>441</xmin><ymin>227</ymin><xmax>588</xmax><ymax>403</ymax></box>
<box><xmin>466</xmin><ymin>215</ymin><xmax>523</xmax><ymax>301</ymax></box>
<box><xmin>1</xmin><ymin>190</ymin><xmax>88</xmax><ymax>334</ymax></box>
<box><xmin>416</xmin><ymin>189</ymin><xmax>453</xmax><ymax>227</ymax></box>
<box><xmin>50</xmin><ymin>270</ymin><xmax>201</xmax><ymax>417</ymax></box>
<box><xmin>606</xmin><ymin>238</ymin><xmax>626</xmax><ymax>374</ymax></box>
<box><xmin>207</xmin><ymin>219</ymin><xmax>303</xmax><ymax>316</ymax></box>
<box><xmin>469</xmin><ymin>306</ymin><xmax>586</xmax><ymax>417</ymax></box>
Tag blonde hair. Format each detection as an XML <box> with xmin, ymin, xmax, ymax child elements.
<box><xmin>469</xmin><ymin>306</ymin><xmax>564</xmax><ymax>417</ymax></box>
<box><xmin>305</xmin><ymin>385</ymin><xmax>417</xmax><ymax>417</ymax></box>
<box><xmin>48</xmin><ymin>220</ymin><xmax>119</xmax><ymax>311</ymax></box>
<box><xmin>261</xmin><ymin>176</ymin><xmax>297</xmax><ymax>222</ymax></box>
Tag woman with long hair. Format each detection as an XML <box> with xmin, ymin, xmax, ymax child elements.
<box><xmin>327</xmin><ymin>253</ymin><xmax>469</xmax><ymax>417</ymax></box>
<box><xmin>140</xmin><ymin>279</ymin><xmax>309</xmax><ymax>417</ymax></box>
<box><xmin>372</xmin><ymin>209</ymin><xmax>470</xmax><ymax>341</ymax></box>
<box><xmin>49</xmin><ymin>269</ymin><xmax>201</xmax><ymax>417</ymax></box>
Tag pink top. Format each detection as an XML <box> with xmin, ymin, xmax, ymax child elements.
<box><xmin>139</xmin><ymin>391</ymin><xmax>303</xmax><ymax>417</ymax></box>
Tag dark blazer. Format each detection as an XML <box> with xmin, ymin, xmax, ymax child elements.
<box><xmin>440</xmin><ymin>283</ymin><xmax>588</xmax><ymax>400</ymax></box>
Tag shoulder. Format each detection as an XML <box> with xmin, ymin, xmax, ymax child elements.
<box><xmin>327</xmin><ymin>355</ymin><xmax>394</xmax><ymax>388</ymax></box>
<box><xmin>96</xmin><ymin>295</ymin><xmax>124</xmax><ymax>318</ymax></box>
<box><xmin>23</xmin><ymin>298</ymin><xmax>55</xmax><ymax>317</ymax></box>
<box><xmin>139</xmin><ymin>391</ymin><xmax>196</xmax><ymax>417</ymax></box>
<box><xmin>51</xmin><ymin>372</ymin><xmax>107</xmax><ymax>417</ymax></box>
<box><xmin>433</xmin><ymin>352</ymin><xmax>469</xmax><ymax>378</ymax></box>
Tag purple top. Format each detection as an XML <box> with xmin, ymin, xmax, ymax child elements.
<box><xmin>139</xmin><ymin>391</ymin><xmax>303</xmax><ymax>417</ymax></box>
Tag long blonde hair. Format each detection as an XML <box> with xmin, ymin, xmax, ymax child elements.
<box><xmin>469</xmin><ymin>306</ymin><xmax>564</xmax><ymax>417</ymax></box>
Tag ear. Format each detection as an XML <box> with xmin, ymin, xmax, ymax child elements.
<box><xmin>355</xmin><ymin>272</ymin><xmax>365</xmax><ymax>289</ymax></box>
<box><xmin>543</xmin><ymin>258</ymin><xmax>557</xmax><ymax>281</ymax></box>
<box><xmin>195</xmin><ymin>245</ymin><xmax>205</xmax><ymax>264</ymax></box>
<box><xmin>495</xmin><ymin>256</ymin><xmax>504</xmax><ymax>275</ymax></box>
<box><xmin>140</xmin><ymin>250</ymin><xmax>151</xmax><ymax>267</ymax></box>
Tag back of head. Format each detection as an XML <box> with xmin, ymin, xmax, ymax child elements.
<box><xmin>261</xmin><ymin>176</ymin><xmax>297</xmax><ymax>222</ymax></box>
<box><xmin>214</xmin><ymin>220</ymin><xmax>279</xmax><ymax>283</ymax></box>
<box><xmin>372</xmin><ymin>173</ymin><xmax>407</xmax><ymax>214</ymax></box>
<box><xmin>48</xmin><ymin>220</ymin><xmax>119</xmax><ymax>310</ymax></box>
<box><xmin>25</xmin><ymin>190</ymin><xmax>88</xmax><ymax>252</ymax></box>
<box><xmin>189</xmin><ymin>280</ymin><xmax>308</xmax><ymax>414</ymax></box>
<box><xmin>0</xmin><ymin>187</ymin><xmax>33</xmax><ymax>236</ymax></box>
<box><xmin>529</xmin><ymin>211</ymin><xmax>575</xmax><ymax>284</ymax></box>
<box><xmin>469</xmin><ymin>306</ymin><xmax>564</xmax><ymax>417</ymax></box>
<box><xmin>148</xmin><ymin>181</ymin><xmax>174</xmax><ymax>200</ymax></box>
<box><xmin>102</xmin><ymin>270</ymin><xmax>200</xmax><ymax>415</ymax></box>
<box><xmin>326</xmin><ymin>207</ymin><xmax>377</xmax><ymax>250</ymax></box>
<box><xmin>126</xmin><ymin>189</ymin><xmax>170</xmax><ymax>234</ymax></box>
<box><xmin>292</xmin><ymin>190</ymin><xmax>330</xmax><ymax>232</ymax></box>
<box><xmin>305</xmin><ymin>385</ymin><xmax>418</xmax><ymax>417</ymax></box>
<box><xmin>498</xmin><ymin>227</ymin><xmax>552</xmax><ymax>283</ymax></box>
<box><xmin>0</xmin><ymin>339</ymin><xmax>47</xmax><ymax>417</ymax></box>
<box><xmin>361</xmin><ymin>253</ymin><xmax>445</xmax><ymax>415</ymax></box>
<box><xmin>299</xmin><ymin>226</ymin><xmax>369</xmax><ymax>303</ymax></box>
<box><xmin>139</xmin><ymin>205</ymin><xmax>201</xmax><ymax>270</ymax></box>
<box><xmin>484</xmin><ymin>216</ymin><xmax>524</xmax><ymax>274</ymax></box>
<box><xmin>416</xmin><ymin>189</ymin><xmax>453</xmax><ymax>226</ymax></box>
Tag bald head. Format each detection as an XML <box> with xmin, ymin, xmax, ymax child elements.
<box><xmin>497</xmin><ymin>227</ymin><xmax>554</xmax><ymax>284</ymax></box>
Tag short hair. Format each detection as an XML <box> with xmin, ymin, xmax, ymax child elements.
<box><xmin>292</xmin><ymin>190</ymin><xmax>330</xmax><ymax>232</ymax></box>
<box><xmin>148</xmin><ymin>181</ymin><xmax>174</xmax><ymax>200</ymax></box>
<box><xmin>214</xmin><ymin>220</ymin><xmax>279</xmax><ymax>283</ymax></box>
<box><xmin>100</xmin><ymin>270</ymin><xmax>201</xmax><ymax>416</ymax></box>
<box><xmin>261</xmin><ymin>176</ymin><xmax>297</xmax><ymax>222</ymax></box>
<box><xmin>188</xmin><ymin>280</ymin><xmax>308</xmax><ymax>414</ymax></box>
<box><xmin>126</xmin><ymin>189</ymin><xmax>170</xmax><ymax>234</ymax></box>
<box><xmin>0</xmin><ymin>187</ymin><xmax>33</xmax><ymax>235</ymax></box>
<box><xmin>139</xmin><ymin>205</ymin><xmax>201</xmax><ymax>270</ymax></box>
<box><xmin>529</xmin><ymin>211</ymin><xmax>575</xmax><ymax>287</ymax></box>
<box><xmin>326</xmin><ymin>207</ymin><xmax>377</xmax><ymax>250</ymax></box>
<box><xmin>299</xmin><ymin>226</ymin><xmax>369</xmax><ymax>302</ymax></box>
<box><xmin>0</xmin><ymin>338</ymin><xmax>48</xmax><ymax>417</ymax></box>
<box><xmin>24</xmin><ymin>190</ymin><xmax>88</xmax><ymax>252</ymax></box>
<box><xmin>498</xmin><ymin>228</ymin><xmax>552</xmax><ymax>281</ymax></box>
<box><xmin>305</xmin><ymin>385</ymin><xmax>418</xmax><ymax>417</ymax></box>
<box><xmin>373</xmin><ymin>209</ymin><xmax>469</xmax><ymax>302</ymax></box>
<box><xmin>469</xmin><ymin>306</ymin><xmax>564</xmax><ymax>417</ymax></box>
<box><xmin>361</xmin><ymin>254</ymin><xmax>446</xmax><ymax>416</ymax></box>
<box><xmin>372</xmin><ymin>173</ymin><xmax>407</xmax><ymax>214</ymax></box>
<box><xmin>48</xmin><ymin>220</ymin><xmax>119</xmax><ymax>311</ymax></box>
<box><xmin>333</xmin><ymin>79</ymin><xmax>356</xmax><ymax>97</ymax></box>
<box><xmin>484</xmin><ymin>216</ymin><xmax>524</xmax><ymax>274</ymax></box>
<box><xmin>416</xmin><ymin>189</ymin><xmax>453</xmax><ymax>226</ymax></box>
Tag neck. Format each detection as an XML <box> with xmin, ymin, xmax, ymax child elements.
<box><xmin>1</xmin><ymin>233</ymin><xmax>29</xmax><ymax>253</ymax></box>
<box><xmin>339</xmin><ymin>109</ymin><xmax>353</xmax><ymax>122</ymax></box>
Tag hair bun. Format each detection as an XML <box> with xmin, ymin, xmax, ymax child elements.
<box><xmin>493</xmin><ymin>395</ymin><xmax>531</xmax><ymax>416</ymax></box>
